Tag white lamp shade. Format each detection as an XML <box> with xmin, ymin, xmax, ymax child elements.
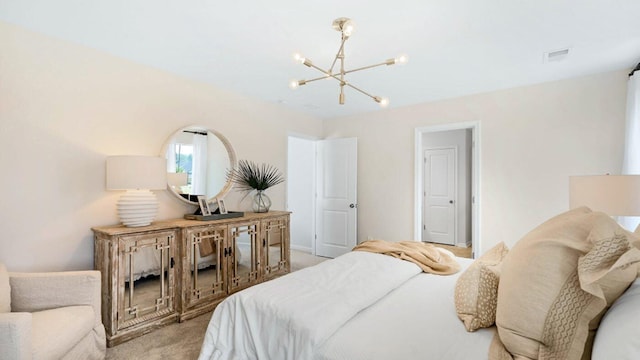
<box><xmin>106</xmin><ymin>156</ymin><xmax>167</xmax><ymax>227</ymax></box>
<box><xmin>167</xmin><ymin>172</ymin><xmax>188</xmax><ymax>188</ymax></box>
<box><xmin>106</xmin><ymin>156</ymin><xmax>167</xmax><ymax>190</ymax></box>
<box><xmin>569</xmin><ymin>175</ymin><xmax>640</xmax><ymax>216</ymax></box>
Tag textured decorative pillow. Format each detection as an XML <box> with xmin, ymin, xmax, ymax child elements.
<box><xmin>454</xmin><ymin>242</ymin><xmax>509</xmax><ymax>331</ymax></box>
<box><xmin>0</xmin><ymin>263</ymin><xmax>10</xmax><ymax>313</ymax></box>
<box><xmin>492</xmin><ymin>207</ymin><xmax>640</xmax><ymax>360</ymax></box>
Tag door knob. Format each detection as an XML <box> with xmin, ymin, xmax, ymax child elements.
<box><xmin>350</xmin><ymin>203</ymin><xmax>356</xmax><ymax>208</ymax></box>
<box><xmin>449</xmin><ymin>200</ymin><xmax>454</xmax><ymax>204</ymax></box>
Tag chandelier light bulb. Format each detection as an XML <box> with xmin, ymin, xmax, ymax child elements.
<box><xmin>373</xmin><ymin>96</ymin><xmax>390</xmax><ymax>107</ymax></box>
<box><xmin>289</xmin><ymin>79</ymin><xmax>307</xmax><ymax>89</ymax></box>
<box><xmin>293</xmin><ymin>53</ymin><xmax>306</xmax><ymax>64</ymax></box>
<box><xmin>343</xmin><ymin>21</ymin><xmax>354</xmax><ymax>37</ymax></box>
<box><xmin>395</xmin><ymin>54</ymin><xmax>408</xmax><ymax>65</ymax></box>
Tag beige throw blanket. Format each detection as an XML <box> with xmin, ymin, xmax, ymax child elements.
<box><xmin>353</xmin><ymin>240</ymin><xmax>460</xmax><ymax>275</ymax></box>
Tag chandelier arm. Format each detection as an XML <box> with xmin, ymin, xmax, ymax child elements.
<box><xmin>343</xmin><ymin>60</ymin><xmax>395</xmax><ymax>75</ymax></box>
<box><xmin>338</xmin><ymin>42</ymin><xmax>346</xmax><ymax>105</ymax></box>
<box><xmin>344</xmin><ymin>82</ymin><xmax>377</xmax><ymax>100</ymax></box>
<box><xmin>303</xmin><ymin>72</ymin><xmax>349</xmax><ymax>84</ymax></box>
<box><xmin>303</xmin><ymin>75</ymin><xmax>334</xmax><ymax>84</ymax></box>
<box><xmin>304</xmin><ymin>62</ymin><xmax>354</xmax><ymax>86</ymax></box>
<box><xmin>339</xmin><ymin>38</ymin><xmax>346</xmax><ymax>105</ymax></box>
<box><xmin>329</xmin><ymin>37</ymin><xmax>348</xmax><ymax>74</ymax></box>
<box><xmin>304</xmin><ymin>60</ymin><xmax>333</xmax><ymax>78</ymax></box>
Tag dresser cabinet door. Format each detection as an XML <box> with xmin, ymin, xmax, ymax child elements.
<box><xmin>227</xmin><ymin>221</ymin><xmax>260</xmax><ymax>293</ymax></box>
<box><xmin>261</xmin><ymin>215</ymin><xmax>290</xmax><ymax>280</ymax></box>
<box><xmin>183</xmin><ymin>225</ymin><xmax>228</xmax><ymax>309</ymax></box>
<box><xmin>117</xmin><ymin>230</ymin><xmax>176</xmax><ymax>331</ymax></box>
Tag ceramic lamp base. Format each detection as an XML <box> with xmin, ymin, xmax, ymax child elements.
<box><xmin>117</xmin><ymin>190</ymin><xmax>159</xmax><ymax>227</ymax></box>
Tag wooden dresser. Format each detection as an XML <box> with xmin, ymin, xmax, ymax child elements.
<box><xmin>93</xmin><ymin>211</ymin><xmax>290</xmax><ymax>347</ymax></box>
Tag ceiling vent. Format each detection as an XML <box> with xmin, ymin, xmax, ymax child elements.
<box><xmin>544</xmin><ymin>48</ymin><xmax>571</xmax><ymax>63</ymax></box>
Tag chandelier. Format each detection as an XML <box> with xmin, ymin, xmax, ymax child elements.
<box><xmin>290</xmin><ymin>17</ymin><xmax>407</xmax><ymax>107</ymax></box>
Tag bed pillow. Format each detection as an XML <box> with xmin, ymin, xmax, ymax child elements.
<box><xmin>591</xmin><ymin>277</ymin><xmax>640</xmax><ymax>360</ymax></box>
<box><xmin>454</xmin><ymin>242</ymin><xmax>509</xmax><ymax>331</ymax></box>
<box><xmin>492</xmin><ymin>207</ymin><xmax>640</xmax><ymax>360</ymax></box>
<box><xmin>0</xmin><ymin>263</ymin><xmax>10</xmax><ymax>313</ymax></box>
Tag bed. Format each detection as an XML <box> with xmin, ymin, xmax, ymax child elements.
<box><xmin>198</xmin><ymin>251</ymin><xmax>492</xmax><ymax>360</ymax></box>
<box><xmin>197</xmin><ymin>207</ymin><xmax>640</xmax><ymax>360</ymax></box>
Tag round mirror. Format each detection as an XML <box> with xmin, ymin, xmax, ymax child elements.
<box><xmin>161</xmin><ymin>125</ymin><xmax>237</xmax><ymax>206</ymax></box>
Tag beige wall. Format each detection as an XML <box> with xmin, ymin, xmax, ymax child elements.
<box><xmin>324</xmin><ymin>69</ymin><xmax>628</xmax><ymax>255</ymax></box>
<box><xmin>0</xmin><ymin>20</ymin><xmax>629</xmax><ymax>271</ymax></box>
<box><xmin>0</xmin><ymin>22</ymin><xmax>322</xmax><ymax>271</ymax></box>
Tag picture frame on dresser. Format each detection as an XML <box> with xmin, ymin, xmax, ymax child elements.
<box><xmin>217</xmin><ymin>198</ymin><xmax>228</xmax><ymax>214</ymax></box>
<box><xmin>197</xmin><ymin>195</ymin><xmax>211</xmax><ymax>215</ymax></box>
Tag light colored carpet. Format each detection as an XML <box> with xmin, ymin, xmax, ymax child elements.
<box><xmin>105</xmin><ymin>249</ymin><xmax>327</xmax><ymax>360</ymax></box>
<box><xmin>290</xmin><ymin>249</ymin><xmax>329</xmax><ymax>271</ymax></box>
<box><xmin>429</xmin><ymin>243</ymin><xmax>473</xmax><ymax>258</ymax></box>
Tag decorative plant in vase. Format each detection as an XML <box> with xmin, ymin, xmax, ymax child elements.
<box><xmin>227</xmin><ymin>160</ymin><xmax>285</xmax><ymax>213</ymax></box>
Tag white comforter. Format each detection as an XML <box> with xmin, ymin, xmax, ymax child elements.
<box><xmin>198</xmin><ymin>251</ymin><xmax>423</xmax><ymax>360</ymax></box>
<box><xmin>317</xmin><ymin>257</ymin><xmax>494</xmax><ymax>360</ymax></box>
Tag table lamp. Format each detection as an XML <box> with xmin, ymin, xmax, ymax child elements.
<box><xmin>167</xmin><ymin>172</ymin><xmax>188</xmax><ymax>193</ymax></box>
<box><xmin>569</xmin><ymin>175</ymin><xmax>640</xmax><ymax>231</ymax></box>
<box><xmin>106</xmin><ymin>156</ymin><xmax>167</xmax><ymax>227</ymax></box>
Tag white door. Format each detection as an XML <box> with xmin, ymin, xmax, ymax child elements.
<box><xmin>423</xmin><ymin>148</ymin><xmax>456</xmax><ymax>245</ymax></box>
<box><xmin>315</xmin><ymin>138</ymin><xmax>357</xmax><ymax>258</ymax></box>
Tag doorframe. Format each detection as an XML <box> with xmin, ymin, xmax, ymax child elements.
<box><xmin>422</xmin><ymin>146</ymin><xmax>458</xmax><ymax>245</ymax></box>
<box><xmin>414</xmin><ymin>122</ymin><xmax>481</xmax><ymax>257</ymax></box>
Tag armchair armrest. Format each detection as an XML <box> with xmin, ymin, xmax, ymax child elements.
<box><xmin>9</xmin><ymin>271</ymin><xmax>102</xmax><ymax>325</ymax></box>
<box><xmin>0</xmin><ymin>312</ymin><xmax>32</xmax><ymax>360</ymax></box>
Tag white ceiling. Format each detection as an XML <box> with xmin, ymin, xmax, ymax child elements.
<box><xmin>1</xmin><ymin>0</ymin><xmax>639</xmax><ymax>119</ymax></box>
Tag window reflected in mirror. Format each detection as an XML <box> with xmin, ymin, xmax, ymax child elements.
<box><xmin>163</xmin><ymin>126</ymin><xmax>236</xmax><ymax>205</ymax></box>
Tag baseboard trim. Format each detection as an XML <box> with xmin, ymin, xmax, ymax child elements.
<box><xmin>290</xmin><ymin>245</ymin><xmax>313</xmax><ymax>253</ymax></box>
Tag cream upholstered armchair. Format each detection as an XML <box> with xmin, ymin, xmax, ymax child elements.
<box><xmin>0</xmin><ymin>263</ymin><xmax>106</xmax><ymax>360</ymax></box>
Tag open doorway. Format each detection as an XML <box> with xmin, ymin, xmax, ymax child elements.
<box><xmin>414</xmin><ymin>122</ymin><xmax>480</xmax><ymax>258</ymax></box>
<box><xmin>287</xmin><ymin>136</ymin><xmax>316</xmax><ymax>254</ymax></box>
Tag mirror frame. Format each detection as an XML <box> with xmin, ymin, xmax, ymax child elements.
<box><xmin>161</xmin><ymin>125</ymin><xmax>237</xmax><ymax>206</ymax></box>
